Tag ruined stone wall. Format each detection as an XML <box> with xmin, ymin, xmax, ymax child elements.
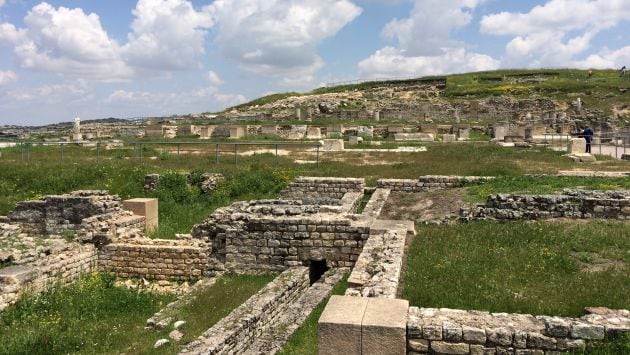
<box><xmin>98</xmin><ymin>239</ymin><xmax>211</xmax><ymax>281</ymax></box>
<box><xmin>377</xmin><ymin>176</ymin><xmax>493</xmax><ymax>192</ymax></box>
<box><xmin>281</xmin><ymin>177</ymin><xmax>365</xmax><ymax>203</ymax></box>
<box><xmin>8</xmin><ymin>191</ymin><xmax>124</xmax><ymax>234</ymax></box>
<box><xmin>0</xmin><ymin>244</ymin><xmax>97</xmax><ymax>311</ymax></box>
<box><xmin>406</xmin><ymin>307</ymin><xmax>629</xmax><ymax>354</ymax></box>
<box><xmin>180</xmin><ymin>267</ymin><xmax>310</xmax><ymax>355</ymax></box>
<box><xmin>472</xmin><ymin>189</ymin><xmax>630</xmax><ymax>221</ymax></box>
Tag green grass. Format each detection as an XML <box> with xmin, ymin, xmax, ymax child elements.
<box><xmin>465</xmin><ymin>175</ymin><xmax>630</xmax><ymax>204</ymax></box>
<box><xmin>404</xmin><ymin>220</ymin><xmax>629</xmax><ymax>317</ymax></box>
<box><xmin>0</xmin><ymin>273</ymin><xmax>174</xmax><ymax>355</ymax></box>
<box><xmin>125</xmin><ymin>273</ymin><xmax>276</xmax><ymax>355</ymax></box>
<box><xmin>0</xmin><ymin>143</ymin><xmax>628</xmax><ymax>237</ymax></box>
<box><xmin>0</xmin><ymin>273</ymin><xmax>274</xmax><ymax>355</ymax></box>
<box><xmin>278</xmin><ymin>276</ymin><xmax>349</xmax><ymax>355</ymax></box>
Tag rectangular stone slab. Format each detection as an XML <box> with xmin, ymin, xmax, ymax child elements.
<box><xmin>123</xmin><ymin>198</ymin><xmax>158</xmax><ymax>232</ymax></box>
<box><xmin>362</xmin><ymin>298</ymin><xmax>409</xmax><ymax>355</ymax></box>
<box><xmin>0</xmin><ymin>265</ymin><xmax>37</xmax><ymax>285</ymax></box>
<box><xmin>318</xmin><ymin>295</ymin><xmax>368</xmax><ymax>355</ymax></box>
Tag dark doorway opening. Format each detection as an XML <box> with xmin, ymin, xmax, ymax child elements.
<box><xmin>309</xmin><ymin>259</ymin><xmax>329</xmax><ymax>285</ymax></box>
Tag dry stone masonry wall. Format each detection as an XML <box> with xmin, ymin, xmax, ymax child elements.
<box><xmin>98</xmin><ymin>239</ymin><xmax>211</xmax><ymax>281</ymax></box>
<box><xmin>180</xmin><ymin>267</ymin><xmax>310</xmax><ymax>355</ymax></box>
<box><xmin>378</xmin><ymin>176</ymin><xmax>494</xmax><ymax>192</ymax></box>
<box><xmin>406</xmin><ymin>307</ymin><xmax>629</xmax><ymax>354</ymax></box>
<box><xmin>471</xmin><ymin>189</ymin><xmax>630</xmax><ymax>221</ymax></box>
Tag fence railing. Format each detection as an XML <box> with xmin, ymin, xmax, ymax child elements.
<box><xmin>543</xmin><ymin>133</ymin><xmax>630</xmax><ymax>160</ymax></box>
<box><xmin>0</xmin><ymin>141</ymin><xmax>324</xmax><ymax>167</ymax></box>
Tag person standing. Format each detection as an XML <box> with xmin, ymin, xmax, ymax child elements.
<box><xmin>583</xmin><ymin>126</ymin><xmax>594</xmax><ymax>153</ymax></box>
<box><xmin>621</xmin><ymin>66</ymin><xmax>627</xmax><ymax>77</ymax></box>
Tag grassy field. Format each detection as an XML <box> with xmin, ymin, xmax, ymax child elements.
<box><xmin>0</xmin><ymin>273</ymin><xmax>273</xmax><ymax>355</ymax></box>
<box><xmin>404</xmin><ymin>220</ymin><xmax>629</xmax><ymax>317</ymax></box>
<box><xmin>0</xmin><ymin>143</ymin><xmax>628</xmax><ymax>238</ymax></box>
<box><xmin>278</xmin><ymin>276</ymin><xmax>349</xmax><ymax>355</ymax></box>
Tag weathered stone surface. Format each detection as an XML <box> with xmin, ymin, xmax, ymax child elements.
<box><xmin>571</xmin><ymin>322</ymin><xmax>605</xmax><ymax>339</ymax></box>
<box><xmin>123</xmin><ymin>198</ymin><xmax>158</xmax><ymax>232</ymax></box>
<box><xmin>463</xmin><ymin>325</ymin><xmax>486</xmax><ymax>344</ymax></box>
<box><xmin>408</xmin><ymin>339</ymin><xmax>429</xmax><ymax>352</ymax></box>
<box><xmin>319</xmin><ymin>296</ymin><xmax>368</xmax><ymax>355</ymax></box>
<box><xmin>431</xmin><ymin>341</ymin><xmax>469</xmax><ymax>354</ymax></box>
<box><xmin>362</xmin><ymin>298</ymin><xmax>408</xmax><ymax>355</ymax></box>
<box><xmin>487</xmin><ymin>327</ymin><xmax>513</xmax><ymax>346</ymax></box>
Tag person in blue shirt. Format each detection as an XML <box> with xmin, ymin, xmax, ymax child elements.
<box><xmin>582</xmin><ymin>126</ymin><xmax>594</xmax><ymax>153</ymax></box>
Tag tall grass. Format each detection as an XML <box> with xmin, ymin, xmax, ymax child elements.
<box><xmin>0</xmin><ymin>273</ymin><xmax>174</xmax><ymax>354</ymax></box>
<box><xmin>404</xmin><ymin>220</ymin><xmax>629</xmax><ymax>317</ymax></box>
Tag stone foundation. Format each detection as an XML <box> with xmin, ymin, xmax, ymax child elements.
<box><xmin>471</xmin><ymin>189</ymin><xmax>630</xmax><ymax>221</ymax></box>
<box><xmin>377</xmin><ymin>176</ymin><xmax>493</xmax><ymax>192</ymax></box>
<box><xmin>0</xmin><ymin>243</ymin><xmax>97</xmax><ymax>311</ymax></box>
<box><xmin>406</xmin><ymin>307</ymin><xmax>629</xmax><ymax>354</ymax></box>
<box><xmin>98</xmin><ymin>239</ymin><xmax>211</xmax><ymax>280</ymax></box>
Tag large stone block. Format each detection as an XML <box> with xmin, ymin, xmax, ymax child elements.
<box><xmin>568</xmin><ymin>138</ymin><xmax>586</xmax><ymax>154</ymax></box>
<box><xmin>443</xmin><ymin>134</ymin><xmax>457</xmax><ymax>143</ymax></box>
<box><xmin>362</xmin><ymin>298</ymin><xmax>408</xmax><ymax>355</ymax></box>
<box><xmin>322</xmin><ymin>139</ymin><xmax>344</xmax><ymax>151</ymax></box>
<box><xmin>318</xmin><ymin>295</ymin><xmax>368</xmax><ymax>355</ymax></box>
<box><xmin>229</xmin><ymin>126</ymin><xmax>245</xmax><ymax>139</ymax></box>
<box><xmin>123</xmin><ymin>198</ymin><xmax>158</xmax><ymax>232</ymax></box>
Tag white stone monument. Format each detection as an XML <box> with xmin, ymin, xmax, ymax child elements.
<box><xmin>72</xmin><ymin>117</ymin><xmax>82</xmax><ymax>141</ymax></box>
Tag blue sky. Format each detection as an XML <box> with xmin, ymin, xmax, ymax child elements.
<box><xmin>0</xmin><ymin>0</ymin><xmax>628</xmax><ymax>125</ymax></box>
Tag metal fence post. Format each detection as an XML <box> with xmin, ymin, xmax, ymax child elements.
<box><xmin>133</xmin><ymin>143</ymin><xmax>137</xmax><ymax>160</ymax></box>
<box><xmin>275</xmin><ymin>144</ymin><xmax>278</xmax><ymax>166</ymax></box>
<box><xmin>96</xmin><ymin>142</ymin><xmax>100</xmax><ymax>163</ymax></box>
<box><xmin>27</xmin><ymin>143</ymin><xmax>30</xmax><ymax>161</ymax></box>
<box><xmin>234</xmin><ymin>144</ymin><xmax>238</xmax><ymax>165</ymax></box>
<box><xmin>20</xmin><ymin>142</ymin><xmax>24</xmax><ymax>161</ymax></box>
<box><xmin>177</xmin><ymin>143</ymin><xmax>180</xmax><ymax>161</ymax></box>
<box><xmin>61</xmin><ymin>143</ymin><xmax>64</xmax><ymax>161</ymax></box>
<box><xmin>215</xmin><ymin>144</ymin><xmax>219</xmax><ymax>164</ymax></box>
<box><xmin>317</xmin><ymin>144</ymin><xmax>320</xmax><ymax>168</ymax></box>
<box><xmin>140</xmin><ymin>143</ymin><xmax>144</xmax><ymax>162</ymax></box>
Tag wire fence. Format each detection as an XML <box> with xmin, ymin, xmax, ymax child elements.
<box><xmin>543</xmin><ymin>133</ymin><xmax>630</xmax><ymax>159</ymax></box>
<box><xmin>0</xmin><ymin>141</ymin><xmax>324</xmax><ymax>167</ymax></box>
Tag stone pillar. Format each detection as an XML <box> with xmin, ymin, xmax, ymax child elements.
<box><xmin>374</xmin><ymin>111</ymin><xmax>380</xmax><ymax>121</ymax></box>
<box><xmin>568</xmin><ymin>138</ymin><xmax>586</xmax><ymax>154</ymax></box>
<box><xmin>319</xmin><ymin>296</ymin><xmax>367</xmax><ymax>355</ymax></box>
<box><xmin>295</xmin><ymin>107</ymin><xmax>302</xmax><ymax>120</ymax></box>
<box><xmin>123</xmin><ymin>198</ymin><xmax>158</xmax><ymax>232</ymax></box>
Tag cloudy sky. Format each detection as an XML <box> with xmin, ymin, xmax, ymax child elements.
<box><xmin>0</xmin><ymin>0</ymin><xmax>628</xmax><ymax>125</ymax></box>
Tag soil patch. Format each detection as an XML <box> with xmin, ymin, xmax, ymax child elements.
<box><xmin>379</xmin><ymin>188</ymin><xmax>470</xmax><ymax>223</ymax></box>
<box><xmin>570</xmin><ymin>251</ymin><xmax>626</xmax><ymax>273</ymax></box>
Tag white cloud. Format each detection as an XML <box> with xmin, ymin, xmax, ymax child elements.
<box><xmin>0</xmin><ymin>0</ymin><xmax>5</xmax><ymax>8</ymax></box>
<box><xmin>571</xmin><ymin>46</ymin><xmax>630</xmax><ymax>69</ymax></box>
<box><xmin>206</xmin><ymin>70</ymin><xmax>223</xmax><ymax>86</ymax></box>
<box><xmin>207</xmin><ymin>0</ymin><xmax>362</xmax><ymax>82</ymax></box>
<box><xmin>121</xmin><ymin>0</ymin><xmax>213</xmax><ymax>71</ymax></box>
<box><xmin>0</xmin><ymin>0</ymin><xmax>216</xmax><ymax>80</ymax></box>
<box><xmin>358</xmin><ymin>0</ymin><xmax>498</xmax><ymax>77</ymax></box>
<box><xmin>359</xmin><ymin>47</ymin><xmax>499</xmax><ymax>78</ymax></box>
<box><xmin>0</xmin><ymin>70</ymin><xmax>17</xmax><ymax>85</ymax></box>
<box><xmin>6</xmin><ymin>79</ymin><xmax>91</xmax><ymax>104</ymax></box>
<box><xmin>104</xmin><ymin>86</ymin><xmax>246</xmax><ymax>110</ymax></box>
<box><xmin>481</xmin><ymin>0</ymin><xmax>630</xmax><ymax>68</ymax></box>
<box><xmin>0</xmin><ymin>2</ymin><xmax>131</xmax><ymax>80</ymax></box>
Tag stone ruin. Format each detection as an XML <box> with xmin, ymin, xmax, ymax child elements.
<box><xmin>0</xmin><ymin>176</ymin><xmax>628</xmax><ymax>354</ymax></box>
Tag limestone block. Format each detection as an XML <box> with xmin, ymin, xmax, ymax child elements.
<box><xmin>443</xmin><ymin>134</ymin><xmax>457</xmax><ymax>143</ymax></box>
<box><xmin>199</xmin><ymin>126</ymin><xmax>216</xmax><ymax>139</ymax></box>
<box><xmin>322</xmin><ymin>139</ymin><xmax>344</xmax><ymax>151</ymax></box>
<box><xmin>348</xmin><ymin>136</ymin><xmax>363</xmax><ymax>146</ymax></box>
<box><xmin>261</xmin><ymin>125</ymin><xmax>279</xmax><ymax>136</ymax></box>
<box><xmin>408</xmin><ymin>339</ymin><xmax>429</xmax><ymax>352</ymax></box>
<box><xmin>462</xmin><ymin>325</ymin><xmax>486</xmax><ymax>344</ymax></box>
<box><xmin>362</xmin><ymin>298</ymin><xmax>408</xmax><ymax>355</ymax></box>
<box><xmin>571</xmin><ymin>322</ymin><xmax>605</xmax><ymax>339</ymax></box>
<box><xmin>568</xmin><ymin>138</ymin><xmax>586</xmax><ymax>154</ymax></box>
<box><xmin>0</xmin><ymin>265</ymin><xmax>37</xmax><ymax>285</ymax></box>
<box><xmin>493</xmin><ymin>125</ymin><xmax>507</xmax><ymax>140</ymax></box>
<box><xmin>229</xmin><ymin>126</ymin><xmax>245</xmax><ymax>139</ymax></box>
<box><xmin>318</xmin><ymin>295</ymin><xmax>368</xmax><ymax>355</ymax></box>
<box><xmin>431</xmin><ymin>341</ymin><xmax>469</xmax><ymax>354</ymax></box>
<box><xmin>307</xmin><ymin>127</ymin><xmax>322</xmax><ymax>139</ymax></box>
<box><xmin>123</xmin><ymin>198</ymin><xmax>158</xmax><ymax>232</ymax></box>
<box><xmin>393</xmin><ymin>133</ymin><xmax>434</xmax><ymax>142</ymax></box>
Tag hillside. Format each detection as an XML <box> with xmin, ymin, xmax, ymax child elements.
<box><xmin>218</xmin><ymin>69</ymin><xmax>630</xmax><ymax>124</ymax></box>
